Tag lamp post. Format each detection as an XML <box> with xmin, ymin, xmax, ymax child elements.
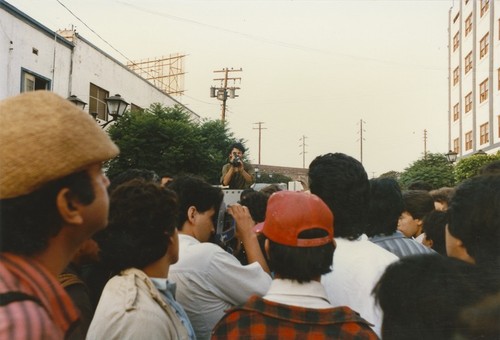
<box><xmin>474</xmin><ymin>149</ymin><xmax>487</xmax><ymax>156</ymax></box>
<box><xmin>67</xmin><ymin>95</ymin><xmax>87</xmax><ymax>111</ymax></box>
<box><xmin>101</xmin><ymin>94</ymin><xmax>129</xmax><ymax>128</ymax></box>
<box><xmin>445</xmin><ymin>150</ymin><xmax>458</xmax><ymax>164</ymax></box>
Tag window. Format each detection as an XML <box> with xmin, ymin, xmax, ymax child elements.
<box><xmin>465</xmin><ymin>92</ymin><xmax>472</xmax><ymax>113</ymax></box>
<box><xmin>21</xmin><ymin>69</ymin><xmax>50</xmax><ymax>93</ymax></box>
<box><xmin>480</xmin><ymin>0</ymin><xmax>489</xmax><ymax>17</ymax></box>
<box><xmin>453</xmin><ymin>67</ymin><xmax>460</xmax><ymax>85</ymax></box>
<box><xmin>89</xmin><ymin>83</ymin><xmax>109</xmax><ymax>121</ymax></box>
<box><xmin>465</xmin><ymin>51</ymin><xmax>473</xmax><ymax>73</ymax></box>
<box><xmin>465</xmin><ymin>131</ymin><xmax>473</xmax><ymax>151</ymax></box>
<box><xmin>453</xmin><ymin>32</ymin><xmax>460</xmax><ymax>51</ymax></box>
<box><xmin>480</xmin><ymin>122</ymin><xmax>489</xmax><ymax>145</ymax></box>
<box><xmin>465</xmin><ymin>14</ymin><xmax>472</xmax><ymax>36</ymax></box>
<box><xmin>453</xmin><ymin>103</ymin><xmax>459</xmax><ymax>121</ymax></box>
<box><xmin>480</xmin><ymin>33</ymin><xmax>489</xmax><ymax>58</ymax></box>
<box><xmin>479</xmin><ymin>78</ymin><xmax>488</xmax><ymax>103</ymax></box>
<box><xmin>453</xmin><ymin>138</ymin><xmax>459</xmax><ymax>153</ymax></box>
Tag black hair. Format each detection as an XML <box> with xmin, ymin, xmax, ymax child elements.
<box><xmin>228</xmin><ymin>142</ymin><xmax>245</xmax><ymax>155</ymax></box>
<box><xmin>167</xmin><ymin>175</ymin><xmax>224</xmax><ymax>230</ymax></box>
<box><xmin>0</xmin><ymin>170</ymin><xmax>95</xmax><ymax>256</ymax></box>
<box><xmin>239</xmin><ymin>188</ymin><xmax>255</xmax><ymax>202</ymax></box>
<box><xmin>422</xmin><ymin>210</ymin><xmax>447</xmax><ymax>255</ymax></box>
<box><xmin>366</xmin><ymin>178</ymin><xmax>404</xmax><ymax>237</ymax></box>
<box><xmin>240</xmin><ymin>191</ymin><xmax>268</xmax><ymax>223</ymax></box>
<box><xmin>447</xmin><ymin>175</ymin><xmax>500</xmax><ymax>269</ymax></box>
<box><xmin>402</xmin><ymin>190</ymin><xmax>434</xmax><ymax>220</ymax></box>
<box><xmin>373</xmin><ymin>255</ymin><xmax>493</xmax><ymax>340</ymax></box>
<box><xmin>429</xmin><ymin>187</ymin><xmax>455</xmax><ymax>206</ymax></box>
<box><xmin>407</xmin><ymin>181</ymin><xmax>432</xmax><ymax>191</ymax></box>
<box><xmin>268</xmin><ymin>229</ymin><xmax>334</xmax><ymax>283</ymax></box>
<box><xmin>308</xmin><ymin>153</ymin><xmax>369</xmax><ymax>240</ymax></box>
<box><xmin>478</xmin><ymin>160</ymin><xmax>500</xmax><ymax>175</ymax></box>
<box><xmin>98</xmin><ymin>179</ymin><xmax>178</xmax><ymax>274</ymax></box>
<box><xmin>108</xmin><ymin>168</ymin><xmax>160</xmax><ymax>193</ymax></box>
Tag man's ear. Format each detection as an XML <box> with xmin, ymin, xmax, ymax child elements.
<box><xmin>56</xmin><ymin>188</ymin><xmax>84</xmax><ymax>225</ymax></box>
<box><xmin>187</xmin><ymin>206</ymin><xmax>197</xmax><ymax>224</ymax></box>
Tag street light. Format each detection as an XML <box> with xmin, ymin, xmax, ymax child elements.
<box><xmin>100</xmin><ymin>94</ymin><xmax>129</xmax><ymax>128</ymax></box>
<box><xmin>474</xmin><ymin>149</ymin><xmax>487</xmax><ymax>156</ymax></box>
<box><xmin>67</xmin><ymin>95</ymin><xmax>87</xmax><ymax>110</ymax></box>
<box><xmin>445</xmin><ymin>150</ymin><xmax>458</xmax><ymax>164</ymax></box>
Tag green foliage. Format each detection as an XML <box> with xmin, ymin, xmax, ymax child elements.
<box><xmin>453</xmin><ymin>151</ymin><xmax>500</xmax><ymax>184</ymax></box>
<box><xmin>255</xmin><ymin>172</ymin><xmax>292</xmax><ymax>184</ymax></box>
<box><xmin>106</xmin><ymin>104</ymin><xmax>243</xmax><ymax>184</ymax></box>
<box><xmin>378</xmin><ymin>170</ymin><xmax>401</xmax><ymax>181</ymax></box>
<box><xmin>399</xmin><ymin>153</ymin><xmax>455</xmax><ymax>190</ymax></box>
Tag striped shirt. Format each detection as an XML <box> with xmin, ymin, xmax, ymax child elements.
<box><xmin>369</xmin><ymin>231</ymin><xmax>436</xmax><ymax>258</ymax></box>
<box><xmin>0</xmin><ymin>253</ymin><xmax>79</xmax><ymax>340</ymax></box>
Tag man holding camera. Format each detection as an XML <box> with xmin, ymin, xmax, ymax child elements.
<box><xmin>220</xmin><ymin>143</ymin><xmax>255</xmax><ymax>189</ymax></box>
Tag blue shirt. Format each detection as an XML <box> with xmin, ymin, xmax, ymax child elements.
<box><xmin>370</xmin><ymin>230</ymin><xmax>436</xmax><ymax>258</ymax></box>
<box><xmin>151</xmin><ymin>278</ymin><xmax>196</xmax><ymax>340</ymax></box>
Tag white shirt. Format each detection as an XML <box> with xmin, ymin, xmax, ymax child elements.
<box><xmin>169</xmin><ymin>234</ymin><xmax>272</xmax><ymax>340</ymax></box>
<box><xmin>321</xmin><ymin>234</ymin><xmax>398</xmax><ymax>337</ymax></box>
<box><xmin>264</xmin><ymin>279</ymin><xmax>332</xmax><ymax>309</ymax></box>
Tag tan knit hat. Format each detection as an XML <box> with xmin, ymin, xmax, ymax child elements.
<box><xmin>0</xmin><ymin>91</ymin><xmax>119</xmax><ymax>199</ymax></box>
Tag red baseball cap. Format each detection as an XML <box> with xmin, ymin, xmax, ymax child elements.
<box><xmin>260</xmin><ymin>191</ymin><xmax>334</xmax><ymax>247</ymax></box>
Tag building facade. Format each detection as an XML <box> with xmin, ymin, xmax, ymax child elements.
<box><xmin>0</xmin><ymin>1</ymin><xmax>199</xmax><ymax>123</ymax></box>
<box><xmin>448</xmin><ymin>0</ymin><xmax>499</xmax><ymax>158</ymax></box>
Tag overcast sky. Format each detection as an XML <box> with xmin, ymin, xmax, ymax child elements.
<box><xmin>8</xmin><ymin>0</ymin><xmax>455</xmax><ymax>177</ymax></box>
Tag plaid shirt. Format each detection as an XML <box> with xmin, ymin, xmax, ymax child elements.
<box><xmin>211</xmin><ymin>295</ymin><xmax>378</xmax><ymax>340</ymax></box>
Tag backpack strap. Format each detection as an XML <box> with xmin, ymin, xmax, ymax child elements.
<box><xmin>0</xmin><ymin>291</ymin><xmax>43</xmax><ymax>308</ymax></box>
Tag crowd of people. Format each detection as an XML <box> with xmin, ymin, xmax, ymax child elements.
<box><xmin>0</xmin><ymin>91</ymin><xmax>499</xmax><ymax>339</ymax></box>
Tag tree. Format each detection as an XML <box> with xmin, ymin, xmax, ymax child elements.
<box><xmin>399</xmin><ymin>153</ymin><xmax>455</xmax><ymax>190</ymax></box>
<box><xmin>378</xmin><ymin>171</ymin><xmax>401</xmax><ymax>181</ymax></box>
<box><xmin>255</xmin><ymin>171</ymin><xmax>292</xmax><ymax>184</ymax></box>
<box><xmin>453</xmin><ymin>151</ymin><xmax>500</xmax><ymax>184</ymax></box>
<box><xmin>106</xmin><ymin>103</ymin><xmax>243</xmax><ymax>184</ymax></box>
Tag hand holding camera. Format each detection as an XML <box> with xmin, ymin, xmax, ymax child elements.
<box><xmin>231</xmin><ymin>152</ymin><xmax>242</xmax><ymax>168</ymax></box>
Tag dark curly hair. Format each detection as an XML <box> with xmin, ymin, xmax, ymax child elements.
<box><xmin>448</xmin><ymin>175</ymin><xmax>500</xmax><ymax>269</ymax></box>
<box><xmin>98</xmin><ymin>179</ymin><xmax>178</xmax><ymax>274</ymax></box>
<box><xmin>0</xmin><ymin>170</ymin><xmax>95</xmax><ymax>256</ymax></box>
<box><xmin>308</xmin><ymin>153</ymin><xmax>369</xmax><ymax>239</ymax></box>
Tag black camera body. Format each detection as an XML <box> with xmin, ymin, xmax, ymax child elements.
<box><xmin>231</xmin><ymin>152</ymin><xmax>242</xmax><ymax>167</ymax></box>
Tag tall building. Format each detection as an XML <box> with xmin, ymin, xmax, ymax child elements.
<box><xmin>448</xmin><ymin>0</ymin><xmax>499</xmax><ymax>158</ymax></box>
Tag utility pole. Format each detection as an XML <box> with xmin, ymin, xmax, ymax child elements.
<box><xmin>253</xmin><ymin>122</ymin><xmax>266</xmax><ymax>165</ymax></box>
<box><xmin>299</xmin><ymin>135</ymin><xmax>308</xmax><ymax>168</ymax></box>
<box><xmin>423</xmin><ymin>129</ymin><xmax>428</xmax><ymax>160</ymax></box>
<box><xmin>210</xmin><ymin>68</ymin><xmax>242</xmax><ymax>121</ymax></box>
<box><xmin>358</xmin><ymin>119</ymin><xmax>366</xmax><ymax>165</ymax></box>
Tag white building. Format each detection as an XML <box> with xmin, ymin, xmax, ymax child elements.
<box><xmin>0</xmin><ymin>1</ymin><xmax>199</xmax><ymax>122</ymax></box>
<box><xmin>448</xmin><ymin>0</ymin><xmax>500</xmax><ymax>158</ymax></box>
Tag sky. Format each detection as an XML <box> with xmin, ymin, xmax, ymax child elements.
<box><xmin>7</xmin><ymin>0</ymin><xmax>455</xmax><ymax>177</ymax></box>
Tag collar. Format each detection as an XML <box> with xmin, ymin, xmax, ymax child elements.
<box><xmin>178</xmin><ymin>233</ymin><xmax>200</xmax><ymax>245</ymax></box>
<box><xmin>264</xmin><ymin>279</ymin><xmax>331</xmax><ymax>304</ymax></box>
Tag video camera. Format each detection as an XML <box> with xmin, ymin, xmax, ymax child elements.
<box><xmin>231</xmin><ymin>152</ymin><xmax>242</xmax><ymax>167</ymax></box>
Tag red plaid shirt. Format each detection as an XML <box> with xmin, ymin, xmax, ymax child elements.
<box><xmin>211</xmin><ymin>295</ymin><xmax>378</xmax><ymax>339</ymax></box>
